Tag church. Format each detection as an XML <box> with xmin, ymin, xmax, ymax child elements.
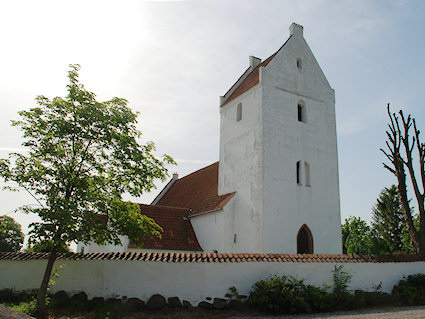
<box><xmin>78</xmin><ymin>23</ymin><xmax>342</xmax><ymax>255</ymax></box>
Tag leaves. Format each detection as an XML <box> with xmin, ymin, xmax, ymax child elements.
<box><xmin>0</xmin><ymin>64</ymin><xmax>174</xmax><ymax>249</ymax></box>
<box><xmin>0</xmin><ymin>216</ymin><xmax>24</xmax><ymax>252</ymax></box>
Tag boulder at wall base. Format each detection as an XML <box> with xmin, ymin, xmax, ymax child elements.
<box><xmin>70</xmin><ymin>292</ymin><xmax>88</xmax><ymax>304</ymax></box>
<box><xmin>213</xmin><ymin>298</ymin><xmax>227</xmax><ymax>310</ymax></box>
<box><xmin>146</xmin><ymin>294</ymin><xmax>167</xmax><ymax>309</ymax></box>
<box><xmin>198</xmin><ymin>301</ymin><xmax>213</xmax><ymax>309</ymax></box>
<box><xmin>52</xmin><ymin>290</ymin><xmax>68</xmax><ymax>301</ymax></box>
<box><xmin>0</xmin><ymin>289</ymin><xmax>13</xmax><ymax>302</ymax></box>
<box><xmin>90</xmin><ymin>297</ymin><xmax>105</xmax><ymax>307</ymax></box>
<box><xmin>167</xmin><ymin>296</ymin><xmax>182</xmax><ymax>308</ymax></box>
<box><xmin>127</xmin><ymin>297</ymin><xmax>145</xmax><ymax>311</ymax></box>
<box><xmin>182</xmin><ymin>300</ymin><xmax>192</xmax><ymax>309</ymax></box>
<box><xmin>51</xmin><ymin>290</ymin><xmax>69</xmax><ymax>306</ymax></box>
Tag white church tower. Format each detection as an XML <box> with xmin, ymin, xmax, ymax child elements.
<box><xmin>217</xmin><ymin>23</ymin><xmax>342</xmax><ymax>254</ymax></box>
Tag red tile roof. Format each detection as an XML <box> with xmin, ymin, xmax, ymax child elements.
<box><xmin>221</xmin><ymin>35</ymin><xmax>296</xmax><ymax>107</ymax></box>
<box><xmin>2</xmin><ymin>252</ymin><xmax>425</xmax><ymax>263</ymax></box>
<box><xmin>222</xmin><ymin>53</ymin><xmax>276</xmax><ymax>106</ymax></box>
<box><xmin>129</xmin><ymin>204</ymin><xmax>202</xmax><ymax>251</ymax></box>
<box><xmin>156</xmin><ymin>162</ymin><xmax>235</xmax><ymax>217</ymax></box>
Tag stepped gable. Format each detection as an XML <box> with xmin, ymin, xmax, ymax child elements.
<box><xmin>2</xmin><ymin>252</ymin><xmax>425</xmax><ymax>263</ymax></box>
<box><xmin>156</xmin><ymin>162</ymin><xmax>235</xmax><ymax>216</ymax></box>
<box><xmin>129</xmin><ymin>204</ymin><xmax>202</xmax><ymax>251</ymax></box>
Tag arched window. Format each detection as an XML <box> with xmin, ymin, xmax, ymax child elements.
<box><xmin>297</xmin><ymin>224</ymin><xmax>313</xmax><ymax>254</ymax></box>
<box><xmin>237</xmin><ymin>103</ymin><xmax>242</xmax><ymax>121</ymax></box>
<box><xmin>304</xmin><ymin>162</ymin><xmax>311</xmax><ymax>186</ymax></box>
<box><xmin>298</xmin><ymin>100</ymin><xmax>305</xmax><ymax>123</ymax></box>
<box><xmin>296</xmin><ymin>161</ymin><xmax>301</xmax><ymax>184</ymax></box>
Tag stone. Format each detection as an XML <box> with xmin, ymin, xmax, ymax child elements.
<box><xmin>70</xmin><ymin>292</ymin><xmax>88</xmax><ymax>304</ymax></box>
<box><xmin>146</xmin><ymin>294</ymin><xmax>166</xmax><ymax>309</ymax></box>
<box><xmin>206</xmin><ymin>296</ymin><xmax>212</xmax><ymax>301</ymax></box>
<box><xmin>213</xmin><ymin>298</ymin><xmax>226</xmax><ymax>310</ymax></box>
<box><xmin>182</xmin><ymin>300</ymin><xmax>192</xmax><ymax>309</ymax></box>
<box><xmin>0</xmin><ymin>289</ymin><xmax>13</xmax><ymax>302</ymax></box>
<box><xmin>228</xmin><ymin>299</ymin><xmax>243</xmax><ymax>309</ymax></box>
<box><xmin>127</xmin><ymin>297</ymin><xmax>145</xmax><ymax>311</ymax></box>
<box><xmin>91</xmin><ymin>297</ymin><xmax>104</xmax><ymax>307</ymax></box>
<box><xmin>106</xmin><ymin>298</ymin><xmax>121</xmax><ymax>305</ymax></box>
<box><xmin>198</xmin><ymin>301</ymin><xmax>213</xmax><ymax>309</ymax></box>
<box><xmin>51</xmin><ymin>290</ymin><xmax>69</xmax><ymax>306</ymax></box>
<box><xmin>167</xmin><ymin>296</ymin><xmax>182</xmax><ymax>308</ymax></box>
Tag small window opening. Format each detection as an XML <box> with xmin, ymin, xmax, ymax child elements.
<box><xmin>237</xmin><ymin>103</ymin><xmax>242</xmax><ymax>121</ymax></box>
<box><xmin>297</xmin><ymin>224</ymin><xmax>313</xmax><ymax>254</ymax></box>
<box><xmin>296</xmin><ymin>161</ymin><xmax>301</xmax><ymax>184</ymax></box>
<box><xmin>305</xmin><ymin>162</ymin><xmax>311</xmax><ymax>187</ymax></box>
<box><xmin>297</xmin><ymin>58</ymin><xmax>302</xmax><ymax>70</ymax></box>
<box><xmin>234</xmin><ymin>233</ymin><xmax>237</xmax><ymax>243</ymax></box>
<box><xmin>297</xmin><ymin>100</ymin><xmax>305</xmax><ymax>122</ymax></box>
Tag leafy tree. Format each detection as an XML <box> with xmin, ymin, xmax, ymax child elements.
<box><xmin>381</xmin><ymin>104</ymin><xmax>425</xmax><ymax>254</ymax></box>
<box><xmin>0</xmin><ymin>215</ymin><xmax>24</xmax><ymax>252</ymax></box>
<box><xmin>341</xmin><ymin>216</ymin><xmax>375</xmax><ymax>254</ymax></box>
<box><xmin>0</xmin><ymin>64</ymin><xmax>175</xmax><ymax>312</ymax></box>
<box><xmin>26</xmin><ymin>239</ymin><xmax>70</xmax><ymax>253</ymax></box>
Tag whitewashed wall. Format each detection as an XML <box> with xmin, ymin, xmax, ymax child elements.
<box><xmin>1</xmin><ymin>259</ymin><xmax>424</xmax><ymax>305</ymax></box>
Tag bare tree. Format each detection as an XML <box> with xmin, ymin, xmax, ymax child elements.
<box><xmin>381</xmin><ymin>104</ymin><xmax>425</xmax><ymax>254</ymax></box>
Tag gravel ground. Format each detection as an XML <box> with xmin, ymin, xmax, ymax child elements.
<box><xmin>233</xmin><ymin>306</ymin><xmax>425</xmax><ymax>319</ymax></box>
<box><xmin>0</xmin><ymin>304</ymin><xmax>34</xmax><ymax>319</ymax></box>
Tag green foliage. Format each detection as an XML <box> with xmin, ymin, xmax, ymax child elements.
<box><xmin>0</xmin><ymin>215</ymin><xmax>24</xmax><ymax>252</ymax></box>
<box><xmin>26</xmin><ymin>239</ymin><xmax>70</xmax><ymax>253</ymax></box>
<box><xmin>0</xmin><ymin>64</ymin><xmax>175</xmax><ymax>310</ymax></box>
<box><xmin>0</xmin><ymin>64</ymin><xmax>174</xmax><ymax>250</ymax></box>
<box><xmin>393</xmin><ymin>274</ymin><xmax>425</xmax><ymax>305</ymax></box>
<box><xmin>342</xmin><ymin>216</ymin><xmax>375</xmax><ymax>254</ymax></box>
<box><xmin>331</xmin><ymin>265</ymin><xmax>353</xmax><ymax>298</ymax></box>
<box><xmin>372</xmin><ymin>185</ymin><xmax>415</xmax><ymax>254</ymax></box>
<box><xmin>248</xmin><ymin>274</ymin><xmax>333</xmax><ymax>314</ymax></box>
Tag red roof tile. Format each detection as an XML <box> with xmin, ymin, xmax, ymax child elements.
<box><xmin>156</xmin><ymin>162</ymin><xmax>235</xmax><ymax>217</ymax></box>
<box><xmin>2</xmin><ymin>252</ymin><xmax>425</xmax><ymax>263</ymax></box>
<box><xmin>129</xmin><ymin>204</ymin><xmax>202</xmax><ymax>251</ymax></box>
<box><xmin>222</xmin><ymin>53</ymin><xmax>276</xmax><ymax>106</ymax></box>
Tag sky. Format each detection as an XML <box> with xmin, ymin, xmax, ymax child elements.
<box><xmin>1</xmin><ymin>0</ymin><xmax>425</xmax><ymax>243</ymax></box>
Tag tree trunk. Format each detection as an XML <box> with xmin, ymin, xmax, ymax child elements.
<box><xmin>36</xmin><ymin>246</ymin><xmax>57</xmax><ymax>314</ymax></box>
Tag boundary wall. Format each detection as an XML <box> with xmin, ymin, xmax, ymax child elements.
<box><xmin>1</xmin><ymin>252</ymin><xmax>424</xmax><ymax>305</ymax></box>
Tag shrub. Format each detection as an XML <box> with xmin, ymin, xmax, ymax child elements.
<box><xmin>247</xmin><ymin>274</ymin><xmax>332</xmax><ymax>314</ymax></box>
<box><xmin>393</xmin><ymin>274</ymin><xmax>425</xmax><ymax>306</ymax></box>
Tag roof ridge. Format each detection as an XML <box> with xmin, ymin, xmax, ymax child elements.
<box><xmin>3</xmin><ymin>252</ymin><xmax>425</xmax><ymax>263</ymax></box>
<box><xmin>175</xmin><ymin>161</ymin><xmax>218</xmax><ymax>182</ymax></box>
<box><xmin>140</xmin><ymin>203</ymin><xmax>191</xmax><ymax>212</ymax></box>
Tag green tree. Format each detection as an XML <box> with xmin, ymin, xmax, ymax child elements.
<box><xmin>0</xmin><ymin>215</ymin><xmax>24</xmax><ymax>252</ymax></box>
<box><xmin>0</xmin><ymin>64</ymin><xmax>175</xmax><ymax>312</ymax></box>
<box><xmin>342</xmin><ymin>216</ymin><xmax>375</xmax><ymax>254</ymax></box>
<box><xmin>371</xmin><ymin>185</ymin><xmax>414</xmax><ymax>254</ymax></box>
<box><xmin>26</xmin><ymin>239</ymin><xmax>70</xmax><ymax>253</ymax></box>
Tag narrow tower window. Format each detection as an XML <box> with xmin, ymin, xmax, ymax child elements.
<box><xmin>297</xmin><ymin>100</ymin><xmax>305</xmax><ymax>122</ymax></box>
<box><xmin>297</xmin><ymin>58</ymin><xmax>302</xmax><ymax>70</ymax></box>
<box><xmin>305</xmin><ymin>162</ymin><xmax>311</xmax><ymax>187</ymax></box>
<box><xmin>296</xmin><ymin>161</ymin><xmax>301</xmax><ymax>184</ymax></box>
<box><xmin>297</xmin><ymin>224</ymin><xmax>313</xmax><ymax>254</ymax></box>
<box><xmin>237</xmin><ymin>103</ymin><xmax>242</xmax><ymax>121</ymax></box>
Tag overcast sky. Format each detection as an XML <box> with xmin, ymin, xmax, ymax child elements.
<box><xmin>1</xmin><ymin>0</ymin><xmax>425</xmax><ymax>241</ymax></box>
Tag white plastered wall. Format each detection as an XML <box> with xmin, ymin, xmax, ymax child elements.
<box><xmin>218</xmin><ymin>84</ymin><xmax>263</xmax><ymax>252</ymax></box>
<box><xmin>1</xmin><ymin>259</ymin><xmax>424</xmax><ymax>305</ymax></box>
<box><xmin>259</xmin><ymin>26</ymin><xmax>341</xmax><ymax>253</ymax></box>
